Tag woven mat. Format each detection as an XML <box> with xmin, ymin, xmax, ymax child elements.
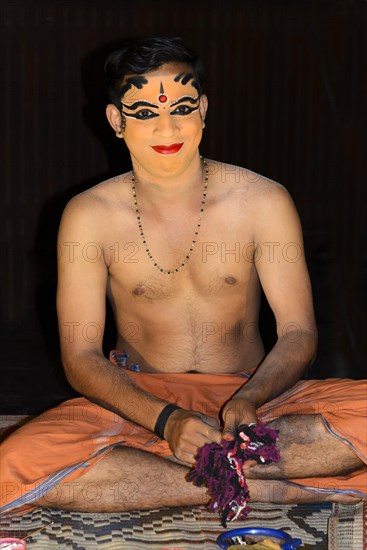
<box><xmin>0</xmin><ymin>502</ymin><xmax>337</xmax><ymax>549</ymax></box>
<box><xmin>1</xmin><ymin>502</ymin><xmax>366</xmax><ymax>549</ymax></box>
<box><xmin>328</xmin><ymin>502</ymin><xmax>366</xmax><ymax>549</ymax></box>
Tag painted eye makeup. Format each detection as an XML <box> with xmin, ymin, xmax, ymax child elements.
<box><xmin>169</xmin><ymin>94</ymin><xmax>200</xmax><ymax>116</ymax></box>
<box><xmin>121</xmin><ymin>99</ymin><xmax>159</xmax><ymax>121</ymax></box>
<box><xmin>171</xmin><ymin>104</ymin><xmax>199</xmax><ymax>116</ymax></box>
<box><xmin>132</xmin><ymin>109</ymin><xmax>159</xmax><ymax>120</ymax></box>
<box><xmin>120</xmin><ymin>86</ymin><xmax>200</xmax><ymax>120</ymax></box>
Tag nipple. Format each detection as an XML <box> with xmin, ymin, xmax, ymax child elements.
<box><xmin>225</xmin><ymin>276</ymin><xmax>237</xmax><ymax>285</ymax></box>
<box><xmin>133</xmin><ymin>286</ymin><xmax>146</xmax><ymax>296</ymax></box>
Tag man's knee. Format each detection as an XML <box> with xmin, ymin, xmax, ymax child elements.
<box><xmin>268</xmin><ymin>413</ymin><xmax>325</xmax><ymax>444</ymax></box>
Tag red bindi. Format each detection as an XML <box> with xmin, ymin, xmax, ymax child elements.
<box><xmin>158</xmin><ymin>82</ymin><xmax>168</xmax><ymax>104</ymax></box>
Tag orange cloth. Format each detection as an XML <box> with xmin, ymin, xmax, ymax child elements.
<box><xmin>1</xmin><ymin>360</ymin><xmax>366</xmax><ymax>515</ymax></box>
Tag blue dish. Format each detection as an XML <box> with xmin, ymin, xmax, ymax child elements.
<box><xmin>216</xmin><ymin>527</ymin><xmax>302</xmax><ymax>549</ymax></box>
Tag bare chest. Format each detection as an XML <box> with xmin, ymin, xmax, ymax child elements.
<box><xmin>103</xmin><ymin>187</ymin><xmax>257</xmax><ymax>303</ymax></box>
<box><xmin>106</xmin><ymin>237</ymin><xmax>257</xmax><ymax>304</ymax></box>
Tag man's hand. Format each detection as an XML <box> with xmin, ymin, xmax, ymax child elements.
<box><xmin>221</xmin><ymin>396</ymin><xmax>258</xmax><ymax>441</ymax></box>
<box><xmin>164</xmin><ymin>409</ymin><xmax>222</xmax><ymax>466</ymax></box>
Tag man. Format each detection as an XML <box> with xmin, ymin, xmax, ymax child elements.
<box><xmin>1</xmin><ymin>36</ymin><xmax>365</xmax><ymax>516</ymax></box>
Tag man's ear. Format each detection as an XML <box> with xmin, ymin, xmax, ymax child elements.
<box><xmin>106</xmin><ymin>104</ymin><xmax>124</xmax><ymax>138</ymax></box>
<box><xmin>199</xmin><ymin>94</ymin><xmax>208</xmax><ymax>123</ymax></box>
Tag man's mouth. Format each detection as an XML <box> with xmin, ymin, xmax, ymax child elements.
<box><xmin>151</xmin><ymin>143</ymin><xmax>183</xmax><ymax>154</ymax></box>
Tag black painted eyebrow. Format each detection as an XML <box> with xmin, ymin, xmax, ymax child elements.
<box><xmin>181</xmin><ymin>73</ymin><xmax>193</xmax><ymax>85</ymax></box>
<box><xmin>174</xmin><ymin>72</ymin><xmax>193</xmax><ymax>85</ymax></box>
<box><xmin>170</xmin><ymin>96</ymin><xmax>200</xmax><ymax>108</ymax></box>
<box><xmin>191</xmin><ymin>80</ymin><xmax>200</xmax><ymax>92</ymax></box>
<box><xmin>174</xmin><ymin>72</ymin><xmax>200</xmax><ymax>93</ymax></box>
<box><xmin>121</xmin><ymin>100</ymin><xmax>159</xmax><ymax>110</ymax></box>
<box><xmin>120</xmin><ymin>75</ymin><xmax>148</xmax><ymax>98</ymax></box>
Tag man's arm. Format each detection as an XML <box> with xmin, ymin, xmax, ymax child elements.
<box><xmin>57</xmin><ymin>194</ymin><xmax>220</xmax><ymax>462</ymax></box>
<box><xmin>222</xmin><ymin>183</ymin><xmax>317</xmax><ymax>437</ymax></box>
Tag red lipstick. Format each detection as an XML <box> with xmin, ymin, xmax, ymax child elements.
<box><xmin>151</xmin><ymin>143</ymin><xmax>183</xmax><ymax>154</ymax></box>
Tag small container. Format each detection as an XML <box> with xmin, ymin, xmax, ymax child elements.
<box><xmin>0</xmin><ymin>539</ymin><xmax>27</xmax><ymax>550</ymax></box>
<box><xmin>216</xmin><ymin>527</ymin><xmax>302</xmax><ymax>549</ymax></box>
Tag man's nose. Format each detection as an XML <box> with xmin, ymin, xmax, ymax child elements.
<box><xmin>154</xmin><ymin>113</ymin><xmax>178</xmax><ymax>137</ymax></box>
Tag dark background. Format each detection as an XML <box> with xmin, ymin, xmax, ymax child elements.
<box><xmin>1</xmin><ymin>0</ymin><xmax>366</xmax><ymax>414</ymax></box>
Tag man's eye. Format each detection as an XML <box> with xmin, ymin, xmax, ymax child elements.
<box><xmin>134</xmin><ymin>110</ymin><xmax>158</xmax><ymax>120</ymax></box>
<box><xmin>171</xmin><ymin>105</ymin><xmax>197</xmax><ymax>116</ymax></box>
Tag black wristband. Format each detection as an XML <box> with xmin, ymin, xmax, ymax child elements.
<box><xmin>154</xmin><ymin>403</ymin><xmax>181</xmax><ymax>439</ymax></box>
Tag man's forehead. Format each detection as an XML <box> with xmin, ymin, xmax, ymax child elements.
<box><xmin>121</xmin><ymin>63</ymin><xmax>199</xmax><ymax>103</ymax></box>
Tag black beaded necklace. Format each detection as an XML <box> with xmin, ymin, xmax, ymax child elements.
<box><xmin>131</xmin><ymin>157</ymin><xmax>209</xmax><ymax>275</ymax></box>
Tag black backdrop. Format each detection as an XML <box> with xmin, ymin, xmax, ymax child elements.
<box><xmin>1</xmin><ymin>0</ymin><xmax>366</xmax><ymax>414</ymax></box>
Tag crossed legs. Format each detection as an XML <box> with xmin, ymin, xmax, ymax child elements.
<box><xmin>34</xmin><ymin>414</ymin><xmax>364</xmax><ymax>512</ymax></box>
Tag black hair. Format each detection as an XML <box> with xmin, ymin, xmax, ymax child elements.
<box><xmin>104</xmin><ymin>36</ymin><xmax>205</xmax><ymax>108</ymax></box>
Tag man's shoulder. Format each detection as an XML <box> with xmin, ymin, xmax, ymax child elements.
<box><xmin>63</xmin><ymin>171</ymin><xmax>132</xmax><ymax>216</ymax></box>
<box><xmin>210</xmin><ymin>159</ymin><xmax>287</xmax><ymax>202</ymax></box>
<box><xmin>58</xmin><ymin>172</ymin><xmax>133</xmax><ymax>242</ymax></box>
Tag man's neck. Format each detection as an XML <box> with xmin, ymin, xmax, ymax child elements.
<box><xmin>130</xmin><ymin>154</ymin><xmax>205</xmax><ymax>207</ymax></box>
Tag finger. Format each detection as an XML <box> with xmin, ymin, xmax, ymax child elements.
<box><xmin>221</xmin><ymin>420</ymin><xmax>237</xmax><ymax>441</ymax></box>
<box><xmin>200</xmin><ymin>419</ymin><xmax>222</xmax><ymax>443</ymax></box>
<box><xmin>242</xmin><ymin>459</ymin><xmax>258</xmax><ymax>473</ymax></box>
<box><xmin>209</xmin><ymin>427</ymin><xmax>222</xmax><ymax>443</ymax></box>
<box><xmin>239</xmin><ymin>413</ymin><xmax>258</xmax><ymax>426</ymax></box>
<box><xmin>190</xmin><ymin>417</ymin><xmax>221</xmax><ymax>442</ymax></box>
<box><xmin>175</xmin><ymin>449</ymin><xmax>196</xmax><ymax>466</ymax></box>
<box><xmin>199</xmin><ymin>414</ymin><xmax>220</xmax><ymax>430</ymax></box>
<box><xmin>191</xmin><ymin>429</ymin><xmax>221</xmax><ymax>448</ymax></box>
<box><xmin>221</xmin><ymin>410</ymin><xmax>238</xmax><ymax>441</ymax></box>
<box><xmin>173</xmin><ymin>454</ymin><xmax>193</xmax><ymax>467</ymax></box>
<box><xmin>222</xmin><ymin>428</ymin><xmax>236</xmax><ymax>441</ymax></box>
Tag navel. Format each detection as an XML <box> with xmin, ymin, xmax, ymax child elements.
<box><xmin>225</xmin><ymin>276</ymin><xmax>237</xmax><ymax>285</ymax></box>
<box><xmin>132</xmin><ymin>286</ymin><xmax>146</xmax><ymax>296</ymax></box>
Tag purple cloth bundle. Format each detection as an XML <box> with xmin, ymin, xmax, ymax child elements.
<box><xmin>187</xmin><ymin>423</ymin><xmax>280</xmax><ymax>527</ymax></box>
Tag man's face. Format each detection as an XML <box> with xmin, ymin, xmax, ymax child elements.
<box><xmin>118</xmin><ymin>63</ymin><xmax>207</xmax><ymax>175</ymax></box>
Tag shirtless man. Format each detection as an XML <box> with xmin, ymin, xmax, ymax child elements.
<box><xmin>2</xmin><ymin>36</ymin><xmax>365</xmax><ymax>515</ymax></box>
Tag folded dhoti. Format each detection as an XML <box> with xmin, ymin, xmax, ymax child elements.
<box><xmin>1</xmin><ymin>353</ymin><xmax>366</xmax><ymax>515</ymax></box>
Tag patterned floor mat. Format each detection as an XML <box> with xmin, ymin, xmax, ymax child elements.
<box><xmin>328</xmin><ymin>502</ymin><xmax>366</xmax><ymax>549</ymax></box>
<box><xmin>0</xmin><ymin>502</ymin><xmax>336</xmax><ymax>549</ymax></box>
